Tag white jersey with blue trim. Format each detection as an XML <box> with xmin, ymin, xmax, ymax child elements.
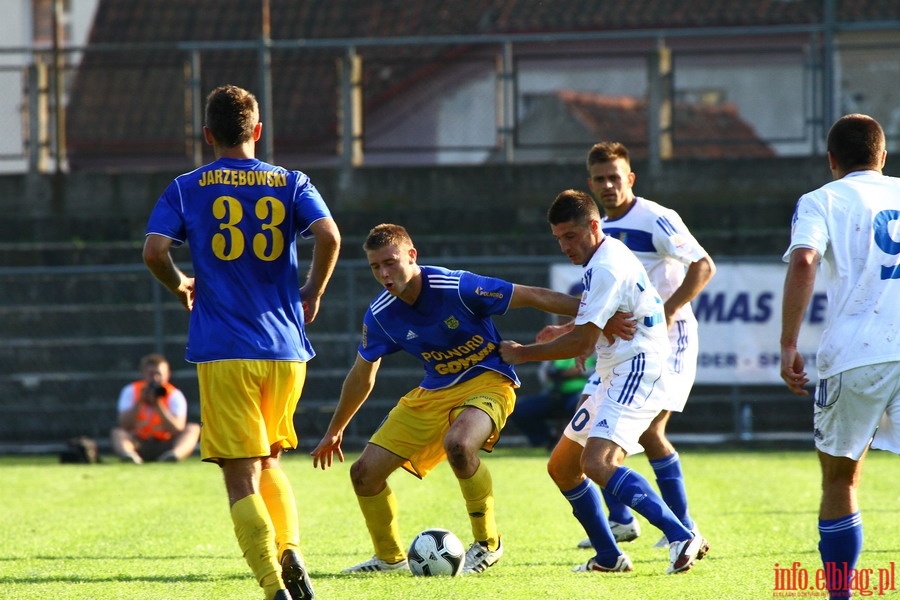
<box><xmin>576</xmin><ymin>236</ymin><xmax>671</xmax><ymax>369</ymax></box>
<box><xmin>784</xmin><ymin>170</ymin><xmax>900</xmax><ymax>378</ymax></box>
<box><xmin>602</xmin><ymin>197</ymin><xmax>708</xmax><ymax>322</ymax></box>
<box><xmin>358</xmin><ymin>265</ymin><xmax>519</xmax><ymax>390</ymax></box>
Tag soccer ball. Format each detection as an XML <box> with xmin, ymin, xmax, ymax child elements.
<box><xmin>407</xmin><ymin>528</ymin><xmax>465</xmax><ymax>576</ymax></box>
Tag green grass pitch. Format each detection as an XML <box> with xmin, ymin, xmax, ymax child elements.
<box><xmin>1</xmin><ymin>448</ymin><xmax>897</xmax><ymax>599</ymax></box>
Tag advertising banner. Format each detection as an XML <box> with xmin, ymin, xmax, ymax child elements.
<box><xmin>549</xmin><ymin>261</ymin><xmax>827</xmax><ymax>384</ymax></box>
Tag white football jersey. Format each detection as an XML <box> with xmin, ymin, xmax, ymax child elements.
<box><xmin>576</xmin><ymin>236</ymin><xmax>671</xmax><ymax>369</ymax></box>
<box><xmin>602</xmin><ymin>197</ymin><xmax>708</xmax><ymax>322</ymax></box>
<box><xmin>784</xmin><ymin>170</ymin><xmax>900</xmax><ymax>378</ymax></box>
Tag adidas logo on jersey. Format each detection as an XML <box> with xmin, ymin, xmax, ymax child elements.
<box><xmin>597</xmin><ymin>419</ymin><xmax>608</xmax><ymax>429</ymax></box>
<box><xmin>406</xmin><ymin>330</ymin><xmax>418</xmax><ymax>340</ymax></box>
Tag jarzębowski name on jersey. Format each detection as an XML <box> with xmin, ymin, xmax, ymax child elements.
<box><xmin>198</xmin><ymin>168</ymin><xmax>288</xmax><ymax>187</ymax></box>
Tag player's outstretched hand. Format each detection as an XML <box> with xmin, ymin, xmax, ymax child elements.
<box><xmin>311</xmin><ymin>433</ymin><xmax>344</xmax><ymax>470</ymax></box>
<box><xmin>536</xmin><ymin>322</ymin><xmax>573</xmax><ymax>343</ymax></box>
<box><xmin>780</xmin><ymin>347</ymin><xmax>809</xmax><ymax>396</ymax></box>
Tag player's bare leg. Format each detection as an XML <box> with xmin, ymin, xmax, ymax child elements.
<box><xmin>817</xmin><ymin>450</ymin><xmax>865</xmax><ymax>599</ymax></box>
<box><xmin>444</xmin><ymin>406</ymin><xmax>493</xmax><ymax>478</ymax></box>
<box><xmin>639</xmin><ymin>410</ymin><xmax>696</xmax><ymax>545</ymax></box>
<box><xmin>445</xmin><ymin>407</ymin><xmax>503</xmax><ymax>572</ymax></box>
<box><xmin>818</xmin><ymin>450</ymin><xmax>864</xmax><ymax>519</ymax></box>
<box><xmin>639</xmin><ymin>411</ymin><xmax>676</xmax><ymax>459</ymax></box>
<box><xmin>551</xmin><ymin>435</ymin><xmax>631</xmax><ymax>572</ymax></box>
<box><xmin>593</xmin><ymin>410</ymin><xmax>693</xmax><ymax>550</ymax></box>
<box><xmin>345</xmin><ymin>444</ymin><xmax>408</xmax><ymax>569</ymax></box>
<box><xmin>222</xmin><ymin>455</ymin><xmax>286</xmax><ymax>600</ymax></box>
<box><xmin>581</xmin><ymin>437</ymin><xmax>705</xmax><ymax>568</ymax></box>
<box><xmin>547</xmin><ymin>434</ymin><xmax>587</xmax><ymax>491</ymax></box>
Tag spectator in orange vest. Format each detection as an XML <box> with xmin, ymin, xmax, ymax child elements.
<box><xmin>111</xmin><ymin>353</ymin><xmax>200</xmax><ymax>463</ymax></box>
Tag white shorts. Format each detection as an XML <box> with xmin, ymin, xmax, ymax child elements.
<box><xmin>814</xmin><ymin>362</ymin><xmax>900</xmax><ymax>460</ymax></box>
<box><xmin>579</xmin><ymin>320</ymin><xmax>696</xmax><ymax>413</ymax></box>
<box><xmin>564</xmin><ymin>352</ymin><xmax>667</xmax><ymax>456</ymax></box>
<box><xmin>664</xmin><ymin>319</ymin><xmax>698</xmax><ymax>412</ymax></box>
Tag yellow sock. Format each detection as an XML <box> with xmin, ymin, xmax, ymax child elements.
<box><xmin>260</xmin><ymin>467</ymin><xmax>299</xmax><ymax>557</ymax></box>
<box><xmin>357</xmin><ymin>485</ymin><xmax>405</xmax><ymax>562</ymax></box>
<box><xmin>458</xmin><ymin>462</ymin><xmax>498</xmax><ymax>549</ymax></box>
<box><xmin>230</xmin><ymin>494</ymin><xmax>283</xmax><ymax>599</ymax></box>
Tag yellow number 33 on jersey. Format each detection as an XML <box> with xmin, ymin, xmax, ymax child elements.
<box><xmin>211</xmin><ymin>195</ymin><xmax>286</xmax><ymax>262</ymax></box>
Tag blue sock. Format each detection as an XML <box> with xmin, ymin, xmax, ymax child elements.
<box><xmin>818</xmin><ymin>512</ymin><xmax>863</xmax><ymax>599</ymax></box>
<box><xmin>606</xmin><ymin>466</ymin><xmax>691</xmax><ymax>543</ymax></box>
<box><xmin>650</xmin><ymin>452</ymin><xmax>693</xmax><ymax>529</ymax></box>
<box><xmin>563</xmin><ymin>479</ymin><xmax>621</xmax><ymax>566</ymax></box>
<box><xmin>601</xmin><ymin>486</ymin><xmax>635</xmax><ymax>524</ymax></box>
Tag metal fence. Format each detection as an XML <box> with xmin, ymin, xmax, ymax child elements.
<box><xmin>2</xmin><ymin>21</ymin><xmax>899</xmax><ymax>174</ymax></box>
<box><xmin>0</xmin><ymin>254</ymin><xmax>809</xmax><ymax>451</ymax></box>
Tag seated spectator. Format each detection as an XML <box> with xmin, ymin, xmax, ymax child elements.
<box><xmin>110</xmin><ymin>353</ymin><xmax>200</xmax><ymax>463</ymax></box>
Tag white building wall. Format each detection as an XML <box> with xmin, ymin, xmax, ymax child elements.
<box><xmin>0</xmin><ymin>0</ymin><xmax>98</xmax><ymax>174</ymax></box>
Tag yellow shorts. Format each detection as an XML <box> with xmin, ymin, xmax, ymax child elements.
<box><xmin>197</xmin><ymin>360</ymin><xmax>306</xmax><ymax>463</ymax></box>
<box><xmin>369</xmin><ymin>370</ymin><xmax>517</xmax><ymax>478</ymax></box>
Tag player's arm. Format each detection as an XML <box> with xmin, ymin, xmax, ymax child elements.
<box><xmin>143</xmin><ymin>234</ymin><xmax>194</xmax><ymax>311</ymax></box>
<box><xmin>509</xmin><ymin>284</ymin><xmax>580</xmax><ymax>316</ymax></box>
<box><xmin>311</xmin><ymin>353</ymin><xmax>380</xmax><ymax>469</ymax></box>
<box><xmin>500</xmin><ymin>321</ymin><xmax>601</xmax><ymax>365</ymax></box>
<box><xmin>780</xmin><ymin>247</ymin><xmax>818</xmax><ymax>395</ymax></box>
<box><xmin>538</xmin><ymin>311</ymin><xmax>634</xmax><ymax>345</ymax></box>
<box><xmin>663</xmin><ymin>255</ymin><xmax>716</xmax><ymax>328</ymax></box>
<box><xmin>300</xmin><ymin>217</ymin><xmax>341</xmax><ymax>324</ymax></box>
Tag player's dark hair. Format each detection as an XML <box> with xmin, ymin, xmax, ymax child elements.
<box><xmin>547</xmin><ymin>189</ymin><xmax>600</xmax><ymax>226</ymax></box>
<box><xmin>205</xmin><ymin>85</ymin><xmax>258</xmax><ymax>148</ymax></box>
<box><xmin>364</xmin><ymin>223</ymin><xmax>413</xmax><ymax>252</ymax></box>
<box><xmin>827</xmin><ymin>114</ymin><xmax>885</xmax><ymax>172</ymax></box>
<box><xmin>586</xmin><ymin>141</ymin><xmax>630</xmax><ymax>171</ymax></box>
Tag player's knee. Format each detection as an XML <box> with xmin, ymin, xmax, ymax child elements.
<box><xmin>349</xmin><ymin>459</ymin><xmax>374</xmax><ymax>494</ymax></box>
<box><xmin>581</xmin><ymin>455</ymin><xmax>616</xmax><ymax>487</ymax></box>
<box><xmin>546</xmin><ymin>457</ymin><xmax>576</xmax><ymax>490</ymax></box>
<box><xmin>444</xmin><ymin>438</ymin><xmax>475</xmax><ymax>468</ymax></box>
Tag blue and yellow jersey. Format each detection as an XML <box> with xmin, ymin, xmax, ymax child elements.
<box><xmin>145</xmin><ymin>157</ymin><xmax>332</xmax><ymax>363</ymax></box>
<box><xmin>359</xmin><ymin>265</ymin><xmax>519</xmax><ymax>390</ymax></box>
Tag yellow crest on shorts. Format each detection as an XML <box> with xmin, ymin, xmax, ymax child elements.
<box><xmin>444</xmin><ymin>315</ymin><xmax>459</xmax><ymax>329</ymax></box>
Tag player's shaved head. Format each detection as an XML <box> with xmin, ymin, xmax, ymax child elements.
<box><xmin>827</xmin><ymin>114</ymin><xmax>886</xmax><ymax>172</ymax></box>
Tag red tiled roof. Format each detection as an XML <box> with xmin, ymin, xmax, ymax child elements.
<box><xmin>558</xmin><ymin>90</ymin><xmax>775</xmax><ymax>158</ymax></box>
<box><xmin>66</xmin><ymin>0</ymin><xmax>896</xmax><ymax>168</ymax></box>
